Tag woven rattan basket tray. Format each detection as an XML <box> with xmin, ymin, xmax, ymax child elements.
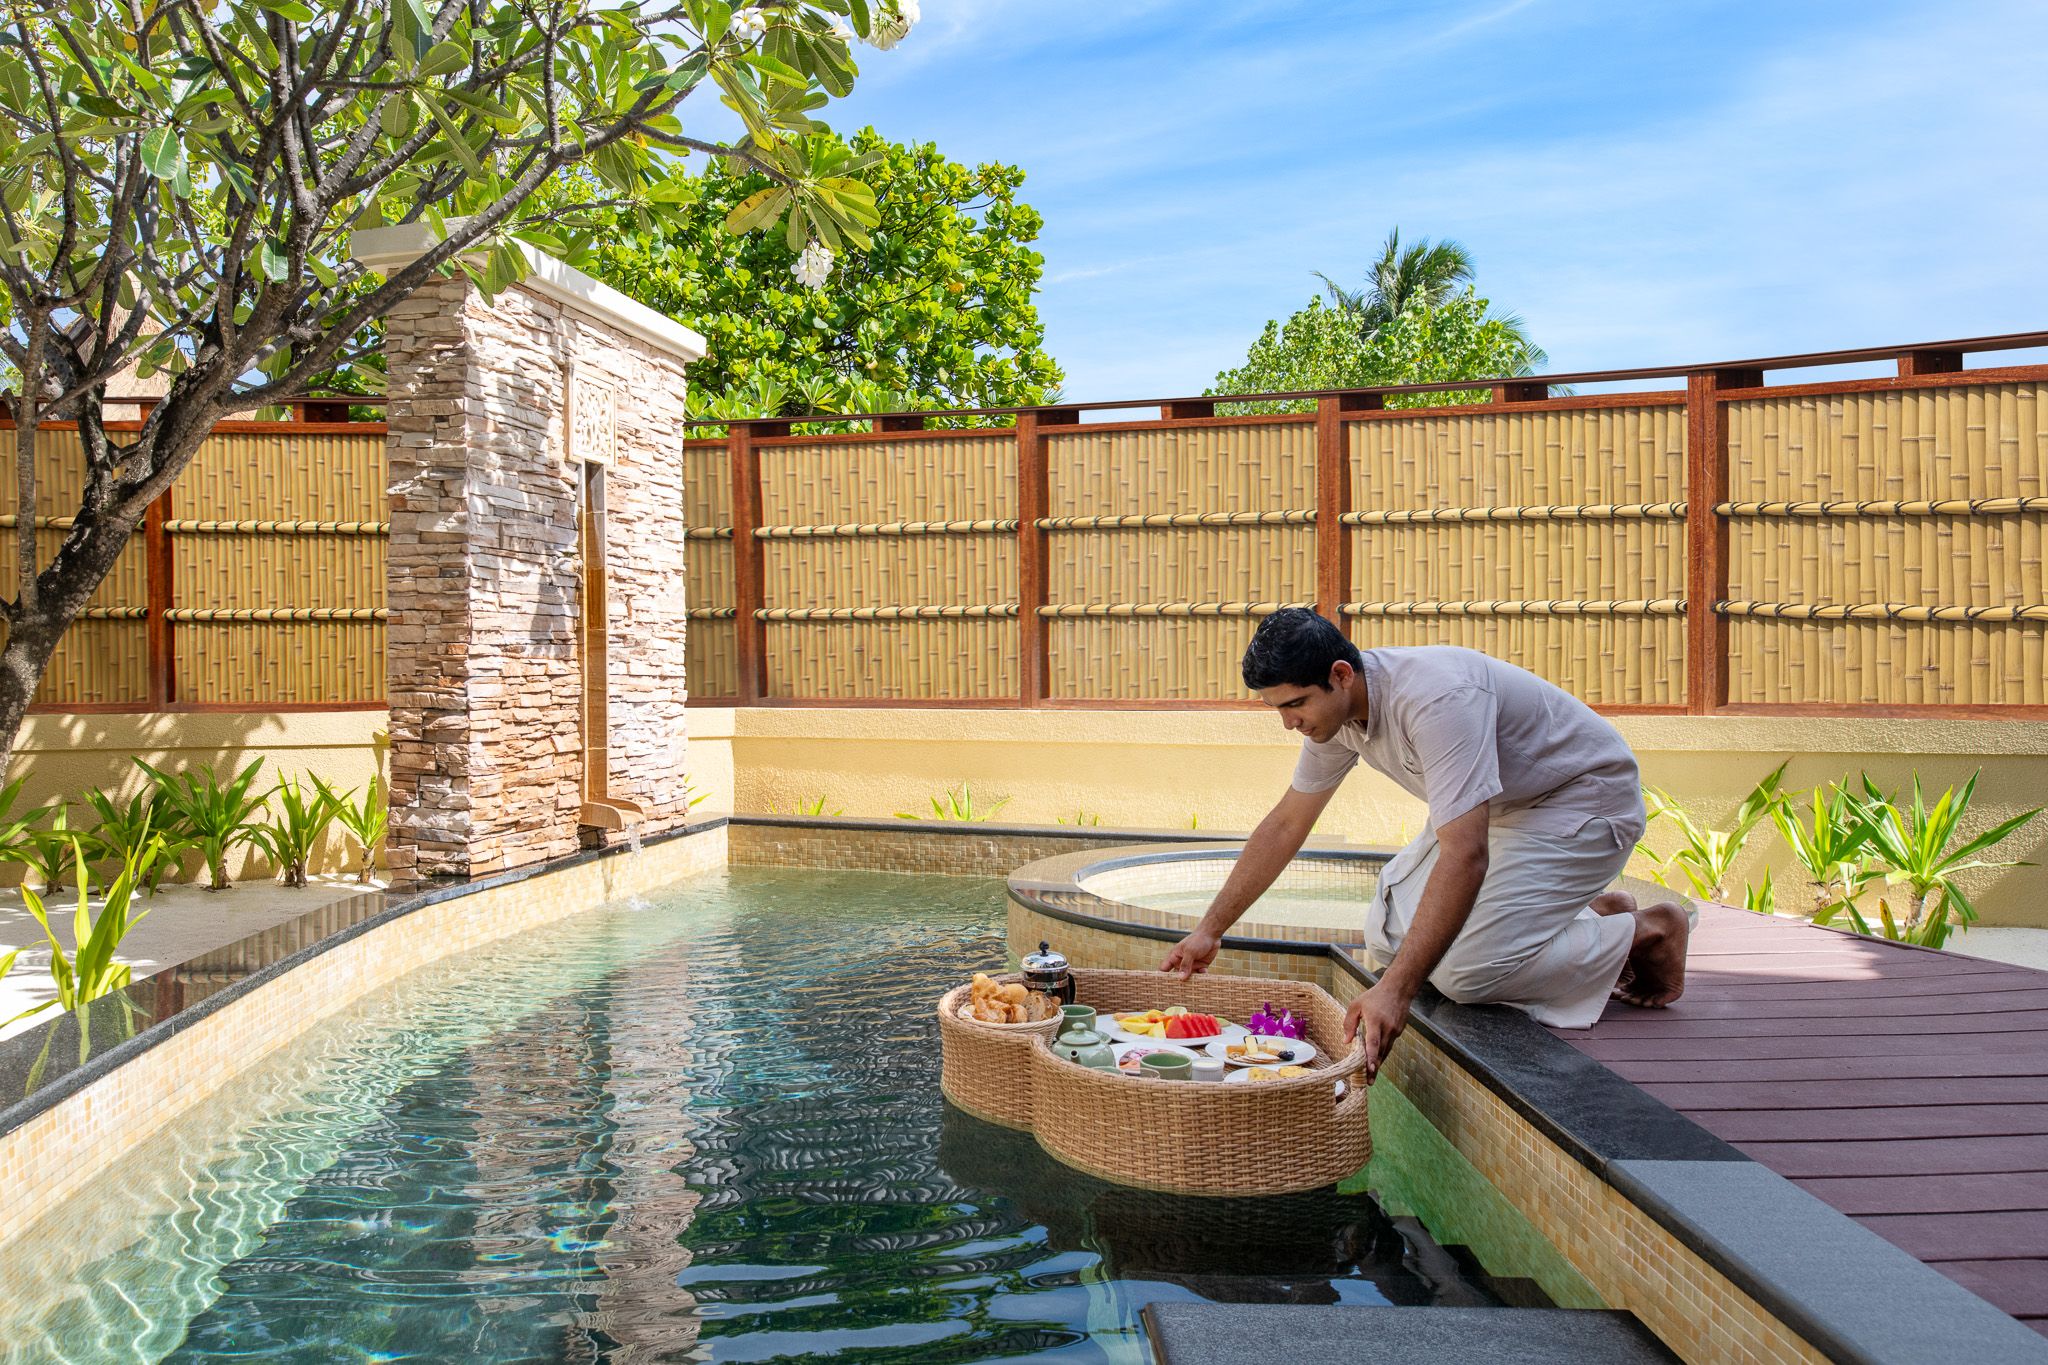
<box><xmin>936</xmin><ymin>974</ymin><xmax>1062</xmax><ymax>1130</ymax></box>
<box><xmin>940</xmin><ymin>966</ymin><xmax>1370</xmax><ymax>1196</ymax></box>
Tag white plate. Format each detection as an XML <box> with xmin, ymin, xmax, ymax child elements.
<box><xmin>1223</xmin><ymin>1067</ymin><xmax>1348</xmax><ymax>1099</ymax></box>
<box><xmin>1208</xmin><ymin>1034</ymin><xmax>1319</xmax><ymax>1067</ymax></box>
<box><xmin>1222</xmin><ymin>1065</ymin><xmax>1315</xmax><ymax>1084</ymax></box>
<box><xmin>1101</xmin><ymin>1014</ymin><xmax>1245</xmax><ymax>1047</ymax></box>
<box><xmin>1112</xmin><ymin>1042</ymin><xmax>1201</xmax><ymax>1075</ymax></box>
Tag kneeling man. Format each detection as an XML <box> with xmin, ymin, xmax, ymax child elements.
<box><xmin>1161</xmin><ymin>609</ymin><xmax>1689</xmax><ymax>1081</ymax></box>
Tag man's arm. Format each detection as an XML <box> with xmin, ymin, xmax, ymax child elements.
<box><xmin>1343</xmin><ymin>800</ymin><xmax>1490</xmax><ymax>1082</ymax></box>
<box><xmin>1161</xmin><ymin>784</ymin><xmax>1335</xmax><ymax>978</ymax></box>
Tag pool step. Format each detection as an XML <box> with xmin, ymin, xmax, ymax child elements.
<box><xmin>1142</xmin><ymin>1303</ymin><xmax>1677</xmax><ymax>1364</ymax></box>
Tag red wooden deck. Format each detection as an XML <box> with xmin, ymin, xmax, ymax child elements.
<box><xmin>1560</xmin><ymin>905</ymin><xmax>2048</xmax><ymax>1335</ymax></box>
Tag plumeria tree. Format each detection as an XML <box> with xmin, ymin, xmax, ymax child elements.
<box><xmin>0</xmin><ymin>0</ymin><xmax>914</xmax><ymax>770</ymax></box>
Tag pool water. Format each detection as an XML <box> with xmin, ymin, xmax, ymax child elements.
<box><xmin>0</xmin><ymin>868</ymin><xmax>1591</xmax><ymax>1363</ymax></box>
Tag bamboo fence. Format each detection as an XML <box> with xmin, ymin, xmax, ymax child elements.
<box><xmin>5</xmin><ymin>421</ymin><xmax>387</xmax><ymax>711</ymax></box>
<box><xmin>9</xmin><ymin>336</ymin><xmax>2048</xmax><ymax>716</ymax></box>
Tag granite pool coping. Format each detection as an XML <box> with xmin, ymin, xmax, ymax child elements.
<box><xmin>1009</xmin><ymin>844</ymin><xmax>2048</xmax><ymax>1364</ymax></box>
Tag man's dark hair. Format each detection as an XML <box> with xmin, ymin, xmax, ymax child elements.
<box><xmin>1241</xmin><ymin>608</ymin><xmax>1363</xmax><ymax>690</ymax></box>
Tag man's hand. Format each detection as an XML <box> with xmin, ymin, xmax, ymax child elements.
<box><xmin>1160</xmin><ymin>930</ymin><xmax>1221</xmax><ymax>979</ymax></box>
<box><xmin>1343</xmin><ymin>980</ymin><xmax>1414</xmax><ymax>1084</ymax></box>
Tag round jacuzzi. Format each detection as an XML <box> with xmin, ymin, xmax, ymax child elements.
<box><xmin>1009</xmin><ymin>842</ymin><xmax>1391</xmax><ymax>950</ymax></box>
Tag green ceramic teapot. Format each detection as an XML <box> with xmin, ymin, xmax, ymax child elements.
<box><xmin>1053</xmin><ymin>1023</ymin><xmax>1117</xmax><ymax>1070</ymax></box>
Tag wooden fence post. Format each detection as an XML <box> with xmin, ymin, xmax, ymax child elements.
<box><xmin>728</xmin><ymin>420</ymin><xmax>782</xmax><ymax>705</ymax></box>
<box><xmin>145</xmin><ymin>488</ymin><xmax>175</xmax><ymax>707</ymax></box>
<box><xmin>1898</xmin><ymin>349</ymin><xmax>1963</xmax><ymax>377</ymax></box>
<box><xmin>1315</xmin><ymin>395</ymin><xmax>1375</xmax><ymax>625</ymax></box>
<box><xmin>1016</xmin><ymin>408</ymin><xmax>1076</xmax><ymax>706</ymax></box>
<box><xmin>1683</xmin><ymin>368</ymin><xmax>1760</xmax><ymax>713</ymax></box>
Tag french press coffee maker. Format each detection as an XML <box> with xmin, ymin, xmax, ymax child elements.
<box><xmin>1020</xmin><ymin>941</ymin><xmax>1075</xmax><ymax>1005</ymax></box>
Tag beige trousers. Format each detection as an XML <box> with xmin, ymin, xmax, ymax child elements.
<box><xmin>1366</xmin><ymin>816</ymin><xmax>1637</xmax><ymax>1029</ymax></box>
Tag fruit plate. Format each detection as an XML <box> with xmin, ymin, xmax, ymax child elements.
<box><xmin>1208</xmin><ymin>1034</ymin><xmax>1319</xmax><ymax>1067</ymax></box>
<box><xmin>1101</xmin><ymin>1012</ymin><xmax>1245</xmax><ymax>1047</ymax></box>
<box><xmin>1112</xmin><ymin>1042</ymin><xmax>1202</xmax><ymax>1075</ymax></box>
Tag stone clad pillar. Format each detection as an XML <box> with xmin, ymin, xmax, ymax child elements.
<box><xmin>354</xmin><ymin>228</ymin><xmax>706</xmax><ymax>878</ymax></box>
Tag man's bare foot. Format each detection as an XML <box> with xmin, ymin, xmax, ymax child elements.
<box><xmin>1613</xmin><ymin>903</ymin><xmax>1689</xmax><ymax>1008</ymax></box>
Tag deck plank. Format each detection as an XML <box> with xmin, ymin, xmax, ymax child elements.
<box><xmin>1559</xmin><ymin>903</ymin><xmax>2048</xmax><ymax>1330</ymax></box>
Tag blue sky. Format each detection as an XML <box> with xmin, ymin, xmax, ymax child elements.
<box><xmin>718</xmin><ymin>1</ymin><xmax>2048</xmax><ymax>402</ymax></box>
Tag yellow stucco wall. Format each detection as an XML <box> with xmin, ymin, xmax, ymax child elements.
<box><xmin>709</xmin><ymin>706</ymin><xmax>2048</xmax><ymax>928</ymax></box>
<box><xmin>13</xmin><ymin>705</ymin><xmax>2047</xmax><ymax>926</ymax></box>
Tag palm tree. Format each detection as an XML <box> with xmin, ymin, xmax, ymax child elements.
<box><xmin>1317</xmin><ymin>229</ymin><xmax>1474</xmax><ymax>332</ymax></box>
<box><xmin>1317</xmin><ymin>228</ymin><xmax>1547</xmax><ymax>373</ymax></box>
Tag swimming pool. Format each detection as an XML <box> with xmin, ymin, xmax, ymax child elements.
<box><xmin>0</xmin><ymin>866</ymin><xmax>1594</xmax><ymax>1362</ymax></box>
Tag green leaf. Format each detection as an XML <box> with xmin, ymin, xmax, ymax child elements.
<box><xmin>257</xmin><ymin>239</ymin><xmax>288</xmax><ymax>283</ymax></box>
<box><xmin>138</xmin><ymin>128</ymin><xmax>185</xmax><ymax>179</ymax></box>
<box><xmin>251</xmin><ymin>0</ymin><xmax>316</xmax><ymax>19</ymax></box>
<box><xmin>417</xmin><ymin>40</ymin><xmax>468</xmax><ymax>79</ymax></box>
<box><xmin>423</xmin><ymin>95</ymin><xmax>485</xmax><ymax>178</ymax></box>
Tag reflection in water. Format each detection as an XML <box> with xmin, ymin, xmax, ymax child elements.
<box><xmin>0</xmin><ymin>869</ymin><xmax>1547</xmax><ymax>1364</ymax></box>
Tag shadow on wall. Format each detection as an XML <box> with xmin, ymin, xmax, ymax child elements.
<box><xmin>6</xmin><ymin>708</ymin><xmax>389</xmax><ymax>885</ymax></box>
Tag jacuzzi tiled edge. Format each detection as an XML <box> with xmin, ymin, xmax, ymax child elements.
<box><xmin>0</xmin><ymin>820</ymin><xmax>729</xmax><ymax>1252</ymax></box>
<box><xmin>1008</xmin><ymin>854</ymin><xmax>2048</xmax><ymax>1365</ymax></box>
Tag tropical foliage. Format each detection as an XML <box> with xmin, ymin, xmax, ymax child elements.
<box><xmin>135</xmin><ymin>759</ymin><xmax>269</xmax><ymax>892</ymax></box>
<box><xmin>1212</xmin><ymin>227</ymin><xmax>1548</xmax><ymax>413</ymax></box>
<box><xmin>581</xmin><ymin>129</ymin><xmax>1061</xmax><ymax>423</ymax></box>
<box><xmin>1209</xmin><ymin>290</ymin><xmax>1543</xmax><ymax>414</ymax></box>
<box><xmin>1769</xmin><ymin>782</ymin><xmax>1876</xmax><ymax>918</ymax></box>
<box><xmin>8</xmin><ymin>835</ymin><xmax>164</xmax><ymax>1027</ymax></box>
<box><xmin>1314</xmin><ymin>228</ymin><xmax>1545</xmax><ymax>370</ymax></box>
<box><xmin>325</xmin><ymin>776</ymin><xmax>389</xmax><ymax>884</ymax></box>
<box><xmin>0</xmin><ymin>0</ymin><xmax>904</xmax><ymax>770</ymax></box>
<box><xmin>1640</xmin><ymin>763</ymin><xmax>1788</xmax><ymax>905</ymax></box>
<box><xmin>247</xmin><ymin>777</ymin><xmax>345</xmax><ymax>889</ymax></box>
<box><xmin>895</xmin><ymin>783</ymin><xmax>1010</xmax><ymax>822</ymax></box>
<box><xmin>1842</xmin><ymin>774</ymin><xmax>2041</xmax><ymax>948</ymax></box>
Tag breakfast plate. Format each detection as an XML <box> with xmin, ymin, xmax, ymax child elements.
<box><xmin>1223</xmin><ymin>1064</ymin><xmax>1314</xmax><ymax>1083</ymax></box>
<box><xmin>1224</xmin><ymin>1065</ymin><xmax>1348</xmax><ymax>1099</ymax></box>
<box><xmin>1207</xmin><ymin>1034</ymin><xmax>1319</xmax><ymax>1067</ymax></box>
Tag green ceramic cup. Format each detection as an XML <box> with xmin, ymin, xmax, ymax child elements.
<box><xmin>1139</xmin><ymin>1052</ymin><xmax>1192</xmax><ymax>1081</ymax></box>
<box><xmin>1061</xmin><ymin>1004</ymin><xmax>1097</xmax><ymax>1032</ymax></box>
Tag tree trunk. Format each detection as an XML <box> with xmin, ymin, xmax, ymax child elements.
<box><xmin>0</xmin><ymin>608</ymin><xmax>69</xmax><ymax>776</ymax></box>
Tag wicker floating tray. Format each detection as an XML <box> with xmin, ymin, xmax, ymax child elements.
<box><xmin>939</xmin><ymin>966</ymin><xmax>1371</xmax><ymax>1197</ymax></box>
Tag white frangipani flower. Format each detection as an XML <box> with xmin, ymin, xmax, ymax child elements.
<box><xmin>792</xmin><ymin>241</ymin><xmax>834</xmax><ymax>290</ymax></box>
<box><xmin>865</xmin><ymin>0</ymin><xmax>918</xmax><ymax>49</ymax></box>
<box><xmin>828</xmin><ymin>16</ymin><xmax>854</xmax><ymax>41</ymax></box>
<box><xmin>729</xmin><ymin>7</ymin><xmax>767</xmax><ymax>43</ymax></box>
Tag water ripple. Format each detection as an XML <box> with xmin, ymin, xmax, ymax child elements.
<box><xmin>0</xmin><ymin>868</ymin><xmax>1532</xmax><ymax>1364</ymax></box>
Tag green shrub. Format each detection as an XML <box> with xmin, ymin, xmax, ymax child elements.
<box><xmin>7</xmin><ymin>835</ymin><xmax>161</xmax><ymax>1028</ymax></box>
<box><xmin>1639</xmin><ymin>762</ymin><xmax>1786</xmax><ymax>904</ymax></box>
<box><xmin>80</xmin><ymin>785</ymin><xmax>196</xmax><ymax>896</ymax></box>
<box><xmin>1770</xmin><ymin>781</ymin><xmax>1875</xmax><ymax>918</ymax></box>
<box><xmin>247</xmin><ymin>775</ymin><xmax>344</xmax><ymax>888</ymax></box>
<box><xmin>135</xmin><ymin>758</ymin><xmax>269</xmax><ymax>891</ymax></box>
<box><xmin>0</xmin><ymin>776</ymin><xmax>56</xmax><ymax>881</ymax></box>
<box><xmin>895</xmin><ymin>783</ymin><xmax>1009</xmax><ymax>822</ymax></box>
<box><xmin>1843</xmin><ymin>773</ymin><xmax>2042</xmax><ymax>948</ymax></box>
<box><xmin>1</xmin><ymin>803</ymin><xmax>81</xmax><ymax>894</ymax></box>
<box><xmin>1057</xmin><ymin>809</ymin><xmax>1103</xmax><ymax>827</ymax></box>
<box><xmin>322</xmin><ymin>775</ymin><xmax>387</xmax><ymax>884</ymax></box>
